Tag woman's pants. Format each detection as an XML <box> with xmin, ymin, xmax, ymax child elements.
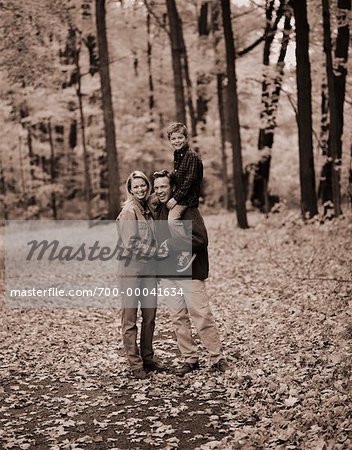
<box><xmin>120</xmin><ymin>263</ymin><xmax>157</xmax><ymax>370</ymax></box>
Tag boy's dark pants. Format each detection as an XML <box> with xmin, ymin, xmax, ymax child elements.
<box><xmin>168</xmin><ymin>204</ymin><xmax>188</xmax><ymax>240</ymax></box>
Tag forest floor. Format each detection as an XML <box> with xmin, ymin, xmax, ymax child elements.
<box><xmin>0</xmin><ymin>210</ymin><xmax>351</xmax><ymax>450</ymax></box>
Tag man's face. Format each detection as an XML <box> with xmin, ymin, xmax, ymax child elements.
<box><xmin>169</xmin><ymin>132</ymin><xmax>187</xmax><ymax>151</ymax></box>
<box><xmin>154</xmin><ymin>177</ymin><xmax>172</xmax><ymax>204</ymax></box>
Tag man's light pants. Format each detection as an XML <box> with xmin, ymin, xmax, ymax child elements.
<box><xmin>159</xmin><ymin>278</ymin><xmax>223</xmax><ymax>364</ymax></box>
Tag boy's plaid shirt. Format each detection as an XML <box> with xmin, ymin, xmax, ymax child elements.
<box><xmin>173</xmin><ymin>145</ymin><xmax>203</xmax><ymax>207</ymax></box>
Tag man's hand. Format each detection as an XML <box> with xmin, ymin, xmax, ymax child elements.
<box><xmin>166</xmin><ymin>198</ymin><xmax>177</xmax><ymax>210</ymax></box>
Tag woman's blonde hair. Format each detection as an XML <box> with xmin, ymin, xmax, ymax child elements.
<box><xmin>124</xmin><ymin>170</ymin><xmax>152</xmax><ymax>204</ymax></box>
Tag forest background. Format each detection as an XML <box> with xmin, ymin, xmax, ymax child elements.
<box><xmin>0</xmin><ymin>2</ymin><xmax>351</xmax><ymax>449</ymax></box>
<box><xmin>0</xmin><ymin>0</ymin><xmax>351</xmax><ymax>225</ymax></box>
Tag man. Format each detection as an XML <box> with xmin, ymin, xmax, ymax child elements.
<box><xmin>152</xmin><ymin>170</ymin><xmax>229</xmax><ymax>376</ymax></box>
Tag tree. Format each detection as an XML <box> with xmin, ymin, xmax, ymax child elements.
<box><xmin>0</xmin><ymin>153</ymin><xmax>8</xmax><ymax>221</ymax></box>
<box><xmin>164</xmin><ymin>0</ymin><xmax>196</xmax><ymax>135</ymax></box>
<box><xmin>322</xmin><ymin>0</ymin><xmax>341</xmax><ymax>217</ymax></box>
<box><xmin>166</xmin><ymin>0</ymin><xmax>186</xmax><ymax>125</ymax></box>
<box><xmin>221</xmin><ymin>0</ymin><xmax>248</xmax><ymax>228</ymax></box>
<box><xmin>47</xmin><ymin>118</ymin><xmax>58</xmax><ymax>219</ymax></box>
<box><xmin>349</xmin><ymin>143</ymin><xmax>352</xmax><ymax>208</ymax></box>
<box><xmin>146</xmin><ymin>10</ymin><xmax>155</xmax><ymax>116</ymax></box>
<box><xmin>179</xmin><ymin>28</ymin><xmax>197</xmax><ymax>137</ymax></box>
<box><xmin>196</xmin><ymin>1</ymin><xmax>211</xmax><ymax>127</ymax></box>
<box><xmin>292</xmin><ymin>0</ymin><xmax>318</xmax><ymax>218</ymax></box>
<box><xmin>211</xmin><ymin>0</ymin><xmax>229</xmax><ymax>210</ymax></box>
<box><xmin>251</xmin><ymin>0</ymin><xmax>292</xmax><ymax>212</ymax></box>
<box><xmin>95</xmin><ymin>0</ymin><xmax>121</xmax><ymax>219</ymax></box>
<box><xmin>319</xmin><ymin>0</ymin><xmax>350</xmax><ymax>217</ymax></box>
<box><xmin>71</xmin><ymin>28</ymin><xmax>93</xmax><ymax>220</ymax></box>
<box><xmin>334</xmin><ymin>0</ymin><xmax>350</xmax><ymax>176</ymax></box>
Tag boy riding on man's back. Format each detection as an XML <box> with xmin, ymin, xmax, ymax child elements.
<box><xmin>165</xmin><ymin>122</ymin><xmax>203</xmax><ymax>272</ymax></box>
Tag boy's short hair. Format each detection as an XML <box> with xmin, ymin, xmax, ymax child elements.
<box><xmin>166</xmin><ymin>122</ymin><xmax>188</xmax><ymax>140</ymax></box>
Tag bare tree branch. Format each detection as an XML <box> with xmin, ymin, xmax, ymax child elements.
<box><xmin>233</xmin><ymin>7</ymin><xmax>260</xmax><ymax>20</ymax></box>
<box><xmin>143</xmin><ymin>0</ymin><xmax>170</xmax><ymax>38</ymax></box>
<box><xmin>237</xmin><ymin>3</ymin><xmax>285</xmax><ymax>57</ymax></box>
<box><xmin>237</xmin><ymin>33</ymin><xmax>265</xmax><ymax>57</ymax></box>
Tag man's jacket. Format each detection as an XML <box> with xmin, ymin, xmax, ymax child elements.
<box><xmin>154</xmin><ymin>204</ymin><xmax>209</xmax><ymax>280</ymax></box>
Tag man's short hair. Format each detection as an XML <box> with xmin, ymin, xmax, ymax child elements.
<box><xmin>152</xmin><ymin>170</ymin><xmax>175</xmax><ymax>187</ymax></box>
<box><xmin>166</xmin><ymin>122</ymin><xmax>188</xmax><ymax>140</ymax></box>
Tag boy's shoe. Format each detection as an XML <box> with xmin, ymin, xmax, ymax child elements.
<box><xmin>143</xmin><ymin>361</ymin><xmax>167</xmax><ymax>373</ymax></box>
<box><xmin>132</xmin><ymin>368</ymin><xmax>148</xmax><ymax>380</ymax></box>
<box><xmin>175</xmin><ymin>361</ymin><xmax>200</xmax><ymax>377</ymax></box>
<box><xmin>211</xmin><ymin>358</ymin><xmax>230</xmax><ymax>373</ymax></box>
<box><xmin>156</xmin><ymin>240</ymin><xmax>169</xmax><ymax>259</ymax></box>
<box><xmin>176</xmin><ymin>252</ymin><xmax>197</xmax><ymax>273</ymax></box>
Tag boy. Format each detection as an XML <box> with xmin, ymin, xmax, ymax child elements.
<box><xmin>166</xmin><ymin>122</ymin><xmax>203</xmax><ymax>271</ymax></box>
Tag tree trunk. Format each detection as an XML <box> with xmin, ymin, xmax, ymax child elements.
<box><xmin>196</xmin><ymin>1</ymin><xmax>210</xmax><ymax>127</ymax></box>
<box><xmin>18</xmin><ymin>136</ymin><xmax>26</xmax><ymax>197</ymax></box>
<box><xmin>335</xmin><ymin>0</ymin><xmax>350</xmax><ymax>160</ymax></box>
<box><xmin>320</xmin><ymin>79</ymin><xmax>329</xmax><ymax>156</ymax></box>
<box><xmin>96</xmin><ymin>0</ymin><xmax>121</xmax><ymax>219</ymax></box>
<box><xmin>166</xmin><ymin>0</ymin><xmax>186</xmax><ymax>125</ymax></box>
<box><xmin>259</xmin><ymin>5</ymin><xmax>290</xmax><ymax>145</ymax></box>
<box><xmin>332</xmin><ymin>0</ymin><xmax>350</xmax><ymax>213</ymax></box>
<box><xmin>84</xmin><ymin>33</ymin><xmax>99</xmax><ymax>76</ymax></box>
<box><xmin>198</xmin><ymin>1</ymin><xmax>209</xmax><ymax>36</ymax></box>
<box><xmin>349</xmin><ymin>141</ymin><xmax>352</xmax><ymax>208</ymax></box>
<box><xmin>318</xmin><ymin>79</ymin><xmax>333</xmax><ymax>216</ymax></box>
<box><xmin>211</xmin><ymin>1</ymin><xmax>229</xmax><ymax>210</ymax></box>
<box><xmin>322</xmin><ymin>0</ymin><xmax>342</xmax><ymax>217</ymax></box>
<box><xmin>146</xmin><ymin>11</ymin><xmax>155</xmax><ymax>116</ymax></box>
<box><xmin>48</xmin><ymin>118</ymin><xmax>58</xmax><ymax>220</ymax></box>
<box><xmin>221</xmin><ymin>0</ymin><xmax>248</xmax><ymax>228</ymax></box>
<box><xmin>27</xmin><ymin>125</ymin><xmax>35</xmax><ymax>182</ymax></box>
<box><xmin>180</xmin><ymin>31</ymin><xmax>197</xmax><ymax>137</ymax></box>
<box><xmin>292</xmin><ymin>0</ymin><xmax>318</xmax><ymax>218</ymax></box>
<box><xmin>318</xmin><ymin>0</ymin><xmax>350</xmax><ymax>217</ymax></box>
<box><xmin>217</xmin><ymin>73</ymin><xmax>229</xmax><ymax>210</ymax></box>
<box><xmin>0</xmin><ymin>154</ymin><xmax>7</xmax><ymax>221</ymax></box>
<box><xmin>250</xmin><ymin>0</ymin><xmax>276</xmax><ymax>212</ymax></box>
<box><xmin>74</xmin><ymin>33</ymin><xmax>93</xmax><ymax>220</ymax></box>
<box><xmin>252</xmin><ymin>1</ymin><xmax>290</xmax><ymax>212</ymax></box>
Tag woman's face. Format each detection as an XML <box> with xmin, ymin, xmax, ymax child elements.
<box><xmin>130</xmin><ymin>177</ymin><xmax>148</xmax><ymax>202</ymax></box>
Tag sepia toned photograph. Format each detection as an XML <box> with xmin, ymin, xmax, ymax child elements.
<box><xmin>0</xmin><ymin>0</ymin><xmax>351</xmax><ymax>449</ymax></box>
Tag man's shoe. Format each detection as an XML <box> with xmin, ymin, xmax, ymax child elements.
<box><xmin>132</xmin><ymin>368</ymin><xmax>148</xmax><ymax>380</ymax></box>
<box><xmin>176</xmin><ymin>252</ymin><xmax>197</xmax><ymax>273</ymax></box>
<box><xmin>211</xmin><ymin>358</ymin><xmax>230</xmax><ymax>373</ymax></box>
<box><xmin>143</xmin><ymin>361</ymin><xmax>167</xmax><ymax>373</ymax></box>
<box><xmin>175</xmin><ymin>361</ymin><xmax>200</xmax><ymax>377</ymax></box>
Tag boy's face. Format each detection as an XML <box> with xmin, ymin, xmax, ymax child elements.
<box><xmin>169</xmin><ymin>132</ymin><xmax>187</xmax><ymax>151</ymax></box>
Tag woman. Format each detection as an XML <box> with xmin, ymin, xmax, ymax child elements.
<box><xmin>116</xmin><ymin>170</ymin><xmax>163</xmax><ymax>380</ymax></box>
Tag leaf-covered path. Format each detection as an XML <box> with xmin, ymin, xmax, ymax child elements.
<box><xmin>0</xmin><ymin>212</ymin><xmax>351</xmax><ymax>449</ymax></box>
